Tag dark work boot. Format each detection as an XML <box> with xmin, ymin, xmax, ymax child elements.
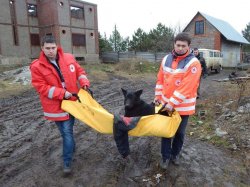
<box><xmin>123</xmin><ymin>155</ymin><xmax>143</xmax><ymax>178</ymax></box>
<box><xmin>159</xmin><ymin>159</ymin><xmax>170</xmax><ymax>170</ymax></box>
<box><xmin>171</xmin><ymin>155</ymin><xmax>180</xmax><ymax>166</ymax></box>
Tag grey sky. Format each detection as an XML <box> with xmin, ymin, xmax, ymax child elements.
<box><xmin>87</xmin><ymin>0</ymin><xmax>249</xmax><ymax>38</ymax></box>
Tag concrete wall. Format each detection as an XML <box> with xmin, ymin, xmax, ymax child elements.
<box><xmin>0</xmin><ymin>0</ymin><xmax>99</xmax><ymax>64</ymax></box>
<box><xmin>0</xmin><ymin>56</ymin><xmax>31</xmax><ymax>65</ymax></box>
<box><xmin>221</xmin><ymin>41</ymin><xmax>241</xmax><ymax>67</ymax></box>
<box><xmin>59</xmin><ymin>26</ymin><xmax>72</xmax><ymax>53</ymax></box>
<box><xmin>15</xmin><ymin>0</ymin><xmax>28</xmax><ymax>25</ymax></box>
<box><xmin>0</xmin><ymin>25</ymin><xmax>30</xmax><ymax>57</ymax></box>
<box><xmin>0</xmin><ymin>1</ymin><xmax>12</xmax><ymax>23</ymax></box>
<box><xmin>57</xmin><ymin>0</ymin><xmax>71</xmax><ymax>26</ymax></box>
<box><xmin>86</xmin><ymin>29</ymin><xmax>96</xmax><ymax>53</ymax></box>
<box><xmin>0</xmin><ymin>0</ymin><xmax>35</xmax><ymax>59</ymax></box>
<box><xmin>84</xmin><ymin>4</ymin><xmax>95</xmax><ymax>29</ymax></box>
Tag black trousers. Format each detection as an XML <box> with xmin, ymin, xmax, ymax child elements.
<box><xmin>113</xmin><ymin>115</ymin><xmax>140</xmax><ymax>158</ymax></box>
<box><xmin>161</xmin><ymin>115</ymin><xmax>189</xmax><ymax>160</ymax></box>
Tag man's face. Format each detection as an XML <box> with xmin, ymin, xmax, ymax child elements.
<box><xmin>41</xmin><ymin>42</ymin><xmax>57</xmax><ymax>60</ymax></box>
<box><xmin>193</xmin><ymin>50</ymin><xmax>199</xmax><ymax>57</ymax></box>
<box><xmin>174</xmin><ymin>41</ymin><xmax>189</xmax><ymax>55</ymax></box>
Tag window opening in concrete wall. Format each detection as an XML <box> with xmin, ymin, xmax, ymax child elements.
<box><xmin>70</xmin><ymin>6</ymin><xmax>84</xmax><ymax>19</ymax></box>
<box><xmin>27</xmin><ymin>4</ymin><xmax>37</xmax><ymax>17</ymax></box>
<box><xmin>10</xmin><ymin>0</ymin><xmax>19</xmax><ymax>45</ymax></box>
<box><xmin>62</xmin><ymin>30</ymin><xmax>66</xmax><ymax>34</ymax></box>
<box><xmin>30</xmin><ymin>34</ymin><xmax>40</xmax><ymax>46</ymax></box>
<box><xmin>90</xmin><ymin>32</ymin><xmax>94</xmax><ymax>38</ymax></box>
<box><xmin>75</xmin><ymin>57</ymin><xmax>85</xmax><ymax>61</ymax></box>
<box><xmin>89</xmin><ymin>7</ymin><xmax>93</xmax><ymax>12</ymax></box>
<box><xmin>72</xmin><ymin>34</ymin><xmax>86</xmax><ymax>46</ymax></box>
<box><xmin>59</xmin><ymin>2</ymin><xmax>64</xmax><ymax>6</ymax></box>
<box><xmin>195</xmin><ymin>20</ymin><xmax>204</xmax><ymax>35</ymax></box>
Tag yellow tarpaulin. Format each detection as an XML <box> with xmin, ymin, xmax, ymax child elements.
<box><xmin>61</xmin><ymin>89</ymin><xmax>181</xmax><ymax>138</ymax></box>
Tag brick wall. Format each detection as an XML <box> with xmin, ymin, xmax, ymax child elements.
<box><xmin>0</xmin><ymin>0</ymin><xmax>99</xmax><ymax>64</ymax></box>
<box><xmin>184</xmin><ymin>14</ymin><xmax>222</xmax><ymax>50</ymax></box>
<box><xmin>184</xmin><ymin>12</ymin><xmax>242</xmax><ymax>67</ymax></box>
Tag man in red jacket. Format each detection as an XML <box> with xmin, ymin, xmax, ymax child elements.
<box><xmin>30</xmin><ymin>35</ymin><xmax>90</xmax><ymax>174</ymax></box>
<box><xmin>155</xmin><ymin>33</ymin><xmax>201</xmax><ymax>169</ymax></box>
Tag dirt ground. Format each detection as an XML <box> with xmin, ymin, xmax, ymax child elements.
<box><xmin>0</xmin><ymin>68</ymin><xmax>249</xmax><ymax>187</ymax></box>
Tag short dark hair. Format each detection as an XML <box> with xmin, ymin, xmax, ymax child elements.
<box><xmin>174</xmin><ymin>32</ymin><xmax>191</xmax><ymax>45</ymax></box>
<box><xmin>41</xmin><ymin>35</ymin><xmax>57</xmax><ymax>46</ymax></box>
<box><xmin>193</xmin><ymin>48</ymin><xmax>198</xmax><ymax>51</ymax></box>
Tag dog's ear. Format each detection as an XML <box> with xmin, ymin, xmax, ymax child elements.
<box><xmin>121</xmin><ymin>88</ymin><xmax>127</xmax><ymax>96</ymax></box>
<box><xmin>135</xmin><ymin>89</ymin><xmax>143</xmax><ymax>97</ymax></box>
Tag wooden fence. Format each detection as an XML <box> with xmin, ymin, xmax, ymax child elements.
<box><xmin>100</xmin><ymin>51</ymin><xmax>168</xmax><ymax>63</ymax></box>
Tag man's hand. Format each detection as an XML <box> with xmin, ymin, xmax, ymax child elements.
<box><xmin>154</xmin><ymin>98</ymin><xmax>161</xmax><ymax>106</ymax></box>
<box><xmin>64</xmin><ymin>91</ymin><xmax>72</xmax><ymax>99</ymax></box>
<box><xmin>163</xmin><ymin>103</ymin><xmax>174</xmax><ymax>116</ymax></box>
<box><xmin>161</xmin><ymin>103</ymin><xmax>173</xmax><ymax>112</ymax></box>
<box><xmin>83</xmin><ymin>85</ymin><xmax>88</xmax><ymax>90</ymax></box>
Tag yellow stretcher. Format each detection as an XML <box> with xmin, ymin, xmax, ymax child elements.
<box><xmin>61</xmin><ymin>89</ymin><xmax>181</xmax><ymax>138</ymax></box>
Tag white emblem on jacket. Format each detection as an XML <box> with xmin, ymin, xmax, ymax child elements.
<box><xmin>175</xmin><ymin>79</ymin><xmax>181</xmax><ymax>86</ymax></box>
<box><xmin>191</xmin><ymin>67</ymin><xmax>197</xmax><ymax>74</ymax></box>
<box><xmin>70</xmin><ymin>64</ymin><xmax>75</xmax><ymax>72</ymax></box>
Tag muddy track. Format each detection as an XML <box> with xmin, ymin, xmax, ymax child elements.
<box><xmin>0</xmin><ymin>72</ymin><xmax>249</xmax><ymax>186</ymax></box>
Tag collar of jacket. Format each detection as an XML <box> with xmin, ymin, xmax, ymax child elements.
<box><xmin>172</xmin><ymin>49</ymin><xmax>191</xmax><ymax>61</ymax></box>
<box><xmin>38</xmin><ymin>47</ymin><xmax>64</xmax><ymax>65</ymax></box>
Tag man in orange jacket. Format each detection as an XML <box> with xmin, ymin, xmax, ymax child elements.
<box><xmin>154</xmin><ymin>32</ymin><xmax>201</xmax><ymax>169</ymax></box>
<box><xmin>30</xmin><ymin>35</ymin><xmax>90</xmax><ymax>174</ymax></box>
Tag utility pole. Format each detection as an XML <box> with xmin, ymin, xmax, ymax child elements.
<box><xmin>114</xmin><ymin>24</ymin><xmax>117</xmax><ymax>52</ymax></box>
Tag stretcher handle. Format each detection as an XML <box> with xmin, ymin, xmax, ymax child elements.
<box><xmin>85</xmin><ymin>88</ymin><xmax>94</xmax><ymax>98</ymax></box>
<box><xmin>158</xmin><ymin>103</ymin><xmax>166</xmax><ymax>114</ymax></box>
<box><xmin>157</xmin><ymin>103</ymin><xmax>173</xmax><ymax>117</ymax></box>
<box><xmin>71</xmin><ymin>88</ymin><xmax>94</xmax><ymax>103</ymax></box>
<box><xmin>72</xmin><ymin>93</ymin><xmax>81</xmax><ymax>103</ymax></box>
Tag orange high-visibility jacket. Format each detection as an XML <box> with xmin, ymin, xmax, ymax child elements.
<box><xmin>30</xmin><ymin>47</ymin><xmax>90</xmax><ymax>121</ymax></box>
<box><xmin>155</xmin><ymin>50</ymin><xmax>201</xmax><ymax>115</ymax></box>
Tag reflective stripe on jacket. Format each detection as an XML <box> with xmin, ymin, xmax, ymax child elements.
<box><xmin>30</xmin><ymin>47</ymin><xmax>90</xmax><ymax>121</ymax></box>
<box><xmin>155</xmin><ymin>50</ymin><xmax>201</xmax><ymax>115</ymax></box>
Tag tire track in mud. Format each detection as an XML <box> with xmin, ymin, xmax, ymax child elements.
<box><xmin>0</xmin><ymin>74</ymin><xmax>249</xmax><ymax>186</ymax></box>
<box><xmin>0</xmin><ymin>90</ymin><xmax>56</xmax><ymax>186</ymax></box>
<box><xmin>0</xmin><ymin>77</ymin><xmax>157</xmax><ymax>187</ymax></box>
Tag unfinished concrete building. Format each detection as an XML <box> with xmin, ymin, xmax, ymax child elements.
<box><xmin>0</xmin><ymin>0</ymin><xmax>99</xmax><ymax>64</ymax></box>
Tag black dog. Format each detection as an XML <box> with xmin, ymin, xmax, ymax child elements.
<box><xmin>113</xmin><ymin>88</ymin><xmax>155</xmax><ymax>159</ymax></box>
<box><xmin>121</xmin><ymin>88</ymin><xmax>155</xmax><ymax>117</ymax></box>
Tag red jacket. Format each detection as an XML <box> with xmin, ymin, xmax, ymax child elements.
<box><xmin>30</xmin><ymin>47</ymin><xmax>90</xmax><ymax>121</ymax></box>
<box><xmin>155</xmin><ymin>50</ymin><xmax>201</xmax><ymax>115</ymax></box>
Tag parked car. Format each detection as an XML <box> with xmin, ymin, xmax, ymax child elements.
<box><xmin>198</xmin><ymin>49</ymin><xmax>223</xmax><ymax>74</ymax></box>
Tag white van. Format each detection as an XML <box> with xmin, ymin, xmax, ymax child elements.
<box><xmin>198</xmin><ymin>49</ymin><xmax>223</xmax><ymax>74</ymax></box>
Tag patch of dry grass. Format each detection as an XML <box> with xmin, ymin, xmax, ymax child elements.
<box><xmin>0</xmin><ymin>80</ymin><xmax>31</xmax><ymax>98</ymax></box>
<box><xmin>0</xmin><ymin>61</ymin><xmax>160</xmax><ymax>98</ymax></box>
<box><xmin>113</xmin><ymin>60</ymin><xmax>159</xmax><ymax>74</ymax></box>
<box><xmin>187</xmin><ymin>80</ymin><xmax>250</xmax><ymax>149</ymax></box>
<box><xmin>83</xmin><ymin>61</ymin><xmax>159</xmax><ymax>82</ymax></box>
<box><xmin>0</xmin><ymin>64</ymin><xmax>24</xmax><ymax>74</ymax></box>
